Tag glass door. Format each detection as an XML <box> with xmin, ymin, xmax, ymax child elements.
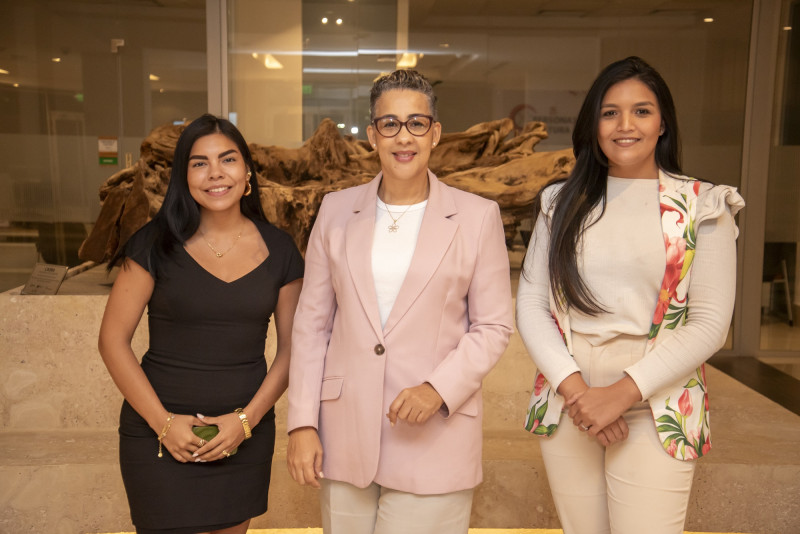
<box><xmin>759</xmin><ymin>0</ymin><xmax>800</xmax><ymax>377</ymax></box>
<box><xmin>0</xmin><ymin>0</ymin><xmax>208</xmax><ymax>291</ymax></box>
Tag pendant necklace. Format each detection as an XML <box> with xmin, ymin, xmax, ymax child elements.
<box><xmin>385</xmin><ymin>204</ymin><xmax>413</xmax><ymax>233</ymax></box>
<box><xmin>200</xmin><ymin>227</ymin><xmax>243</xmax><ymax>258</ymax></box>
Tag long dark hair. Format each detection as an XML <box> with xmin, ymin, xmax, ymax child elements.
<box><xmin>109</xmin><ymin>114</ymin><xmax>267</xmax><ymax>274</ymax></box>
<box><xmin>534</xmin><ymin>56</ymin><xmax>682</xmax><ymax>314</ymax></box>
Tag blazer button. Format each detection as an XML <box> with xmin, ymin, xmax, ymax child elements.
<box><xmin>374</xmin><ymin>344</ymin><xmax>385</xmax><ymax>355</ymax></box>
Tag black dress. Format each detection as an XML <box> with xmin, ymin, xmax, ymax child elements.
<box><xmin>118</xmin><ymin>219</ymin><xmax>303</xmax><ymax>534</ymax></box>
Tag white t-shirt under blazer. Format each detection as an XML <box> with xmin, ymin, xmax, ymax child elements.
<box><xmin>372</xmin><ymin>198</ymin><xmax>428</xmax><ymax>328</ymax></box>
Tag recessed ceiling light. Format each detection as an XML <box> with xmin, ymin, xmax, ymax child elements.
<box><xmin>397</xmin><ymin>53</ymin><xmax>418</xmax><ymax>69</ymax></box>
<box><xmin>13</xmin><ymin>83</ymin><xmax>20</xmax><ymax>87</ymax></box>
<box><xmin>336</xmin><ymin>18</ymin><xmax>343</xmax><ymax>25</ymax></box>
<box><xmin>251</xmin><ymin>52</ymin><xmax>258</xmax><ymax>59</ymax></box>
<box><xmin>0</xmin><ymin>68</ymin><xmax>8</xmax><ymax>74</ymax></box>
<box><xmin>784</xmin><ymin>26</ymin><xmax>792</xmax><ymax>31</ymax></box>
<box><xmin>350</xmin><ymin>126</ymin><xmax>359</xmax><ymax>134</ymax></box>
<box><xmin>149</xmin><ymin>74</ymin><xmax>160</xmax><ymax>81</ymax></box>
<box><xmin>51</xmin><ymin>57</ymin><xmax>62</xmax><ymax>62</ymax></box>
<box><xmin>703</xmin><ymin>17</ymin><xmax>714</xmax><ymax>22</ymax></box>
<box><xmin>263</xmin><ymin>54</ymin><xmax>284</xmax><ymax>69</ymax></box>
<box><xmin>321</xmin><ymin>17</ymin><xmax>328</xmax><ymax>24</ymax></box>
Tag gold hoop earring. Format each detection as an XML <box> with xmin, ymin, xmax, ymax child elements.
<box><xmin>244</xmin><ymin>181</ymin><xmax>252</xmax><ymax>196</ymax></box>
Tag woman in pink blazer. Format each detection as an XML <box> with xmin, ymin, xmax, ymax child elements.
<box><xmin>287</xmin><ymin>69</ymin><xmax>514</xmax><ymax>534</ymax></box>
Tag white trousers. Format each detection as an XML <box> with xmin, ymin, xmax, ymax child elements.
<box><xmin>319</xmin><ymin>479</ymin><xmax>473</xmax><ymax>534</ymax></box>
<box><xmin>539</xmin><ymin>333</ymin><xmax>696</xmax><ymax>534</ymax></box>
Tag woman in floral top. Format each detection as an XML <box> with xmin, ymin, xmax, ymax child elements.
<box><xmin>516</xmin><ymin>56</ymin><xmax>743</xmax><ymax>534</ymax></box>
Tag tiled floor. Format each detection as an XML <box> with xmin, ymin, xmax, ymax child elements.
<box><xmin>709</xmin><ymin>355</ymin><xmax>800</xmax><ymax>416</ymax></box>
<box><xmin>760</xmin><ymin>315</ymin><xmax>800</xmax><ymax>355</ymax></box>
<box><xmin>97</xmin><ymin>530</ymin><xmax>749</xmax><ymax>534</ymax></box>
<box><xmin>760</xmin><ymin>356</ymin><xmax>800</xmax><ymax>380</ymax></box>
<box><xmin>759</xmin><ymin>318</ymin><xmax>800</xmax><ymax>390</ymax></box>
<box><xmin>711</xmin><ymin>319</ymin><xmax>800</xmax><ymax>417</ymax></box>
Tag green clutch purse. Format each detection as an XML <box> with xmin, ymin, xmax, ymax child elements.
<box><xmin>192</xmin><ymin>425</ymin><xmax>237</xmax><ymax>455</ymax></box>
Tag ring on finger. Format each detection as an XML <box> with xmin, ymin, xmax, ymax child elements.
<box><xmin>197</xmin><ymin>438</ymin><xmax>206</xmax><ymax>447</ymax></box>
<box><xmin>222</xmin><ymin>450</ymin><xmax>231</xmax><ymax>458</ymax></box>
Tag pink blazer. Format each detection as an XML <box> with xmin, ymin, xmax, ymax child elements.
<box><xmin>288</xmin><ymin>171</ymin><xmax>513</xmax><ymax>494</ymax></box>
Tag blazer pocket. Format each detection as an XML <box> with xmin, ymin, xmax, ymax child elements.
<box><xmin>453</xmin><ymin>395</ymin><xmax>479</xmax><ymax>417</ymax></box>
<box><xmin>320</xmin><ymin>376</ymin><xmax>344</xmax><ymax>401</ymax></box>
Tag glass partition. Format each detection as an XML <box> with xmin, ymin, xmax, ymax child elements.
<box><xmin>2</xmin><ymin>0</ymin><xmax>757</xmax><ymax>309</ymax></box>
<box><xmin>0</xmin><ymin>0</ymin><xmax>207</xmax><ymax>291</ymax></box>
<box><xmin>224</xmin><ymin>0</ymin><xmax>752</xmax><ymax>349</ymax></box>
<box><xmin>760</xmin><ymin>0</ymin><xmax>800</xmax><ymax>371</ymax></box>
<box><xmin>235</xmin><ymin>0</ymin><xmax>753</xmax><ymax>194</ymax></box>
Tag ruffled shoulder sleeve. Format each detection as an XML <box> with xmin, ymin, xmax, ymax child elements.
<box><xmin>696</xmin><ymin>182</ymin><xmax>745</xmax><ymax>235</ymax></box>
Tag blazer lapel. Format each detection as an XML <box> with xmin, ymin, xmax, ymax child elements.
<box><xmin>383</xmin><ymin>171</ymin><xmax>458</xmax><ymax>336</ymax></box>
<box><xmin>345</xmin><ymin>173</ymin><xmax>385</xmax><ymax>342</ymax></box>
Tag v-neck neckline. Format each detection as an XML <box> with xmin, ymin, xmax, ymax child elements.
<box><xmin>181</xmin><ymin>245</ymin><xmax>270</xmax><ymax>285</ymax></box>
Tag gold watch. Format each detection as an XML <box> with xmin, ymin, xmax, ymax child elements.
<box><xmin>234</xmin><ymin>408</ymin><xmax>252</xmax><ymax>439</ymax></box>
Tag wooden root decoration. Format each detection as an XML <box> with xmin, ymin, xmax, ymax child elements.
<box><xmin>78</xmin><ymin>117</ymin><xmax>574</xmax><ymax>263</ymax></box>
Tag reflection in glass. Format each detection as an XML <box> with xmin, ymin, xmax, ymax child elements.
<box><xmin>760</xmin><ymin>0</ymin><xmax>800</xmax><ymax>355</ymax></box>
<box><xmin>0</xmin><ymin>0</ymin><xmax>207</xmax><ymax>292</ymax></box>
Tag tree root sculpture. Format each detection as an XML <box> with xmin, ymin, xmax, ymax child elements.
<box><xmin>79</xmin><ymin>117</ymin><xmax>574</xmax><ymax>262</ymax></box>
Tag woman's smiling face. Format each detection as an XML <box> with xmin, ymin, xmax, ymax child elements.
<box><xmin>186</xmin><ymin>132</ymin><xmax>249</xmax><ymax>214</ymax></box>
<box><xmin>597</xmin><ymin>78</ymin><xmax>663</xmax><ymax>179</ymax></box>
<box><xmin>367</xmin><ymin>89</ymin><xmax>441</xmax><ymax>185</ymax></box>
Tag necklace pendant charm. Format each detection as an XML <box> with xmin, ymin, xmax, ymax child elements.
<box><xmin>388</xmin><ymin>223</ymin><xmax>399</xmax><ymax>233</ymax></box>
<box><xmin>201</xmin><ymin>227</ymin><xmax>243</xmax><ymax>259</ymax></box>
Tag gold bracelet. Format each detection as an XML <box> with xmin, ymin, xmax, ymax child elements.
<box><xmin>234</xmin><ymin>408</ymin><xmax>252</xmax><ymax>440</ymax></box>
<box><xmin>157</xmin><ymin>412</ymin><xmax>175</xmax><ymax>458</ymax></box>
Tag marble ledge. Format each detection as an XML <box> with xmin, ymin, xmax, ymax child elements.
<box><xmin>3</xmin><ymin>262</ymin><xmax>117</xmax><ymax>297</ymax></box>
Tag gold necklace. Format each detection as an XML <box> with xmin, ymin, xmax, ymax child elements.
<box><xmin>385</xmin><ymin>203</ymin><xmax>413</xmax><ymax>233</ymax></box>
<box><xmin>200</xmin><ymin>227</ymin><xmax>243</xmax><ymax>258</ymax></box>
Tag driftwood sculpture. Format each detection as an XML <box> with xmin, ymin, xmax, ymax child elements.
<box><xmin>78</xmin><ymin>118</ymin><xmax>574</xmax><ymax>263</ymax></box>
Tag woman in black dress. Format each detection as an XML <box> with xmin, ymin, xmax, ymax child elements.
<box><xmin>99</xmin><ymin>114</ymin><xmax>303</xmax><ymax>534</ymax></box>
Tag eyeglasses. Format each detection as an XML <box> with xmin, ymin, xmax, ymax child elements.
<box><xmin>372</xmin><ymin>115</ymin><xmax>435</xmax><ymax>137</ymax></box>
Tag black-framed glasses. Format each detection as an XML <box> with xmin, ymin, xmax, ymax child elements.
<box><xmin>372</xmin><ymin>115</ymin><xmax>435</xmax><ymax>137</ymax></box>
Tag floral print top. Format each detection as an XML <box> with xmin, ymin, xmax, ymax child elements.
<box><xmin>523</xmin><ymin>172</ymin><xmax>744</xmax><ymax>461</ymax></box>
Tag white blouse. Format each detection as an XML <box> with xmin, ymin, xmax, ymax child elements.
<box><xmin>570</xmin><ymin>177</ymin><xmax>665</xmax><ymax>343</ymax></box>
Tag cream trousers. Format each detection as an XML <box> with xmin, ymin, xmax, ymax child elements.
<box><xmin>539</xmin><ymin>333</ymin><xmax>696</xmax><ymax>534</ymax></box>
<box><xmin>320</xmin><ymin>479</ymin><xmax>473</xmax><ymax>534</ymax></box>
